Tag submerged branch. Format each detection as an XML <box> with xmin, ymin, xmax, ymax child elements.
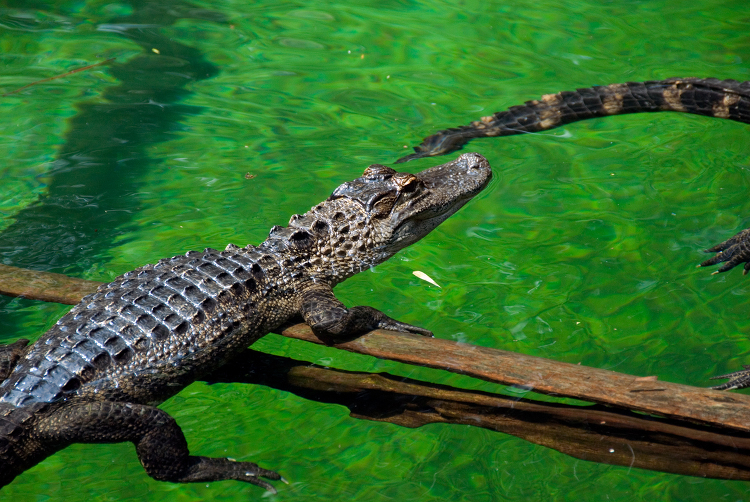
<box><xmin>278</xmin><ymin>324</ymin><xmax>750</xmax><ymax>433</ymax></box>
<box><xmin>0</xmin><ymin>264</ymin><xmax>101</xmax><ymax>305</ymax></box>
<box><xmin>2</xmin><ymin>58</ymin><xmax>116</xmax><ymax>97</ymax></box>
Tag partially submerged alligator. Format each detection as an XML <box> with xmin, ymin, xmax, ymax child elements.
<box><xmin>0</xmin><ymin>153</ymin><xmax>492</xmax><ymax>491</ymax></box>
<box><xmin>2</xmin><ymin>77</ymin><xmax>750</xmax><ymax>492</ymax></box>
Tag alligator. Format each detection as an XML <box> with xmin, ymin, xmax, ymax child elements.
<box><xmin>2</xmin><ymin>77</ymin><xmax>750</xmax><ymax>493</ymax></box>
<box><xmin>0</xmin><ymin>153</ymin><xmax>492</xmax><ymax>492</ymax></box>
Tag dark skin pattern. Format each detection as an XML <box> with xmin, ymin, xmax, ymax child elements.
<box><xmin>0</xmin><ymin>153</ymin><xmax>492</xmax><ymax>492</ymax></box>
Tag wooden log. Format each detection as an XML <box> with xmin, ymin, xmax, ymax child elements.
<box><xmin>2</xmin><ymin>263</ymin><xmax>750</xmax><ymax>434</ymax></box>
<box><xmin>278</xmin><ymin>324</ymin><xmax>750</xmax><ymax>433</ymax></box>
<box><xmin>0</xmin><ymin>264</ymin><xmax>100</xmax><ymax>305</ymax></box>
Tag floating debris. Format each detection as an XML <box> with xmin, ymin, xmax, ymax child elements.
<box><xmin>3</xmin><ymin>57</ymin><xmax>116</xmax><ymax>97</ymax></box>
<box><xmin>413</xmin><ymin>270</ymin><xmax>440</xmax><ymax>288</ymax></box>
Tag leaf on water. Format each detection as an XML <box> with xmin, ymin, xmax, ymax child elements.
<box><xmin>413</xmin><ymin>270</ymin><xmax>440</xmax><ymax>288</ymax></box>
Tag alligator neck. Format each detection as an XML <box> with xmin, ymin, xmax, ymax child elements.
<box><xmin>256</xmin><ymin>197</ymin><xmax>392</xmax><ymax>287</ymax></box>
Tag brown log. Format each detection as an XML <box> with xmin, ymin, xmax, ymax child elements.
<box><xmin>210</xmin><ymin>349</ymin><xmax>750</xmax><ymax>481</ymax></box>
<box><xmin>2</xmin><ymin>264</ymin><xmax>750</xmax><ymax>434</ymax></box>
<box><xmin>278</xmin><ymin>324</ymin><xmax>750</xmax><ymax>433</ymax></box>
<box><xmin>0</xmin><ymin>264</ymin><xmax>100</xmax><ymax>304</ymax></box>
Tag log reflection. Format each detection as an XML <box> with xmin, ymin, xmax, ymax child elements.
<box><xmin>208</xmin><ymin>349</ymin><xmax>750</xmax><ymax>481</ymax></box>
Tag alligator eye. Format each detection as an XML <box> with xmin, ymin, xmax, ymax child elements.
<box><xmin>366</xmin><ymin>191</ymin><xmax>392</xmax><ymax>211</ymax></box>
<box><xmin>393</xmin><ymin>173</ymin><xmax>422</xmax><ymax>193</ymax></box>
<box><xmin>363</xmin><ymin>164</ymin><xmax>397</xmax><ymax>178</ymax></box>
<box><xmin>371</xmin><ymin>196</ymin><xmax>396</xmax><ymax>218</ymax></box>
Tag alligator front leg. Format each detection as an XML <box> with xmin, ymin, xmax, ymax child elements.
<box><xmin>699</xmin><ymin>228</ymin><xmax>750</xmax><ymax>275</ymax></box>
<box><xmin>33</xmin><ymin>400</ymin><xmax>283</xmax><ymax>492</ymax></box>
<box><xmin>709</xmin><ymin>366</ymin><xmax>750</xmax><ymax>390</ymax></box>
<box><xmin>299</xmin><ymin>283</ymin><xmax>433</xmax><ymax>343</ymax></box>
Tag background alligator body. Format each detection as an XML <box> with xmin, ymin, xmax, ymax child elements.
<box><xmin>398</xmin><ymin>78</ymin><xmax>750</xmax><ymax>163</ymax></box>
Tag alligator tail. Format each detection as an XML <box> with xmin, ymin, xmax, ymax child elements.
<box><xmin>396</xmin><ymin>78</ymin><xmax>750</xmax><ymax>162</ymax></box>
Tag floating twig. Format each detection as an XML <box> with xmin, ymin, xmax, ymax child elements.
<box><xmin>3</xmin><ymin>57</ymin><xmax>116</xmax><ymax>97</ymax></box>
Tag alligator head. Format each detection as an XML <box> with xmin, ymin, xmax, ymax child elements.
<box><xmin>261</xmin><ymin>152</ymin><xmax>492</xmax><ymax>283</ymax></box>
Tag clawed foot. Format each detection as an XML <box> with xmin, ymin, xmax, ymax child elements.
<box><xmin>300</xmin><ymin>284</ymin><xmax>434</xmax><ymax>342</ymax></box>
<box><xmin>700</xmin><ymin>229</ymin><xmax>750</xmax><ymax>391</ymax></box>
<box><xmin>314</xmin><ymin>306</ymin><xmax>434</xmax><ymax>344</ymax></box>
<box><xmin>375</xmin><ymin>316</ymin><xmax>434</xmax><ymax>337</ymax></box>
<box><xmin>709</xmin><ymin>365</ymin><xmax>750</xmax><ymax>391</ymax></box>
<box><xmin>699</xmin><ymin>228</ymin><xmax>750</xmax><ymax>275</ymax></box>
<box><xmin>181</xmin><ymin>456</ymin><xmax>286</xmax><ymax>493</ymax></box>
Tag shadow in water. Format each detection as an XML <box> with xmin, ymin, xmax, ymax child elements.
<box><xmin>0</xmin><ymin>0</ymin><xmax>223</xmax><ymax>324</ymax></box>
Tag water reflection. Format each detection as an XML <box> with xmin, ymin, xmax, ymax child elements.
<box><xmin>210</xmin><ymin>348</ymin><xmax>750</xmax><ymax>481</ymax></box>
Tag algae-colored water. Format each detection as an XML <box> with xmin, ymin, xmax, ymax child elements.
<box><xmin>1</xmin><ymin>0</ymin><xmax>749</xmax><ymax>500</ymax></box>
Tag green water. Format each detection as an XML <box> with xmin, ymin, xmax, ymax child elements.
<box><xmin>1</xmin><ymin>0</ymin><xmax>749</xmax><ymax>500</ymax></box>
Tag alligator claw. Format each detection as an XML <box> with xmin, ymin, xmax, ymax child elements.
<box><xmin>699</xmin><ymin>228</ymin><xmax>750</xmax><ymax>274</ymax></box>
<box><xmin>709</xmin><ymin>365</ymin><xmax>750</xmax><ymax>390</ymax></box>
<box><xmin>378</xmin><ymin>319</ymin><xmax>434</xmax><ymax>338</ymax></box>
